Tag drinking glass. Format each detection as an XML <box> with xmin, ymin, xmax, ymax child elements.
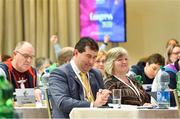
<box><xmin>112</xmin><ymin>89</ymin><xmax>121</xmax><ymax>108</ymax></box>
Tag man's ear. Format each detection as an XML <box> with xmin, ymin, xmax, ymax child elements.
<box><xmin>12</xmin><ymin>50</ymin><xmax>17</xmax><ymax>57</ymax></box>
<box><xmin>74</xmin><ymin>49</ymin><xmax>78</xmax><ymax>56</ymax></box>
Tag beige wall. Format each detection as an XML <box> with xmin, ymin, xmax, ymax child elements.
<box><xmin>116</xmin><ymin>0</ymin><xmax>180</xmax><ymax>66</ymax></box>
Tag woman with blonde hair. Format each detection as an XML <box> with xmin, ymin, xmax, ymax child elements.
<box><xmin>104</xmin><ymin>47</ymin><xmax>150</xmax><ymax>106</ymax></box>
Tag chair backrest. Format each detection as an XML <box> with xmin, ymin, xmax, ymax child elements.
<box><xmin>173</xmin><ymin>90</ymin><xmax>180</xmax><ymax>111</ymax></box>
<box><xmin>45</xmin><ymin>88</ymin><xmax>52</xmax><ymax>119</ymax></box>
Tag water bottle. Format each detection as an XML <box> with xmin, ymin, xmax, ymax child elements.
<box><xmin>176</xmin><ymin>71</ymin><xmax>180</xmax><ymax>95</ymax></box>
<box><xmin>41</xmin><ymin>68</ymin><xmax>50</xmax><ymax>89</ymax></box>
<box><xmin>40</xmin><ymin>68</ymin><xmax>50</xmax><ymax>102</ymax></box>
<box><xmin>156</xmin><ymin>68</ymin><xmax>170</xmax><ymax>108</ymax></box>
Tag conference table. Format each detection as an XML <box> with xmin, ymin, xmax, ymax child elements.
<box><xmin>14</xmin><ymin>102</ymin><xmax>49</xmax><ymax>118</ymax></box>
<box><xmin>70</xmin><ymin>105</ymin><xmax>180</xmax><ymax>119</ymax></box>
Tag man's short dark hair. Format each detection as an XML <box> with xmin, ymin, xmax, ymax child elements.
<box><xmin>75</xmin><ymin>37</ymin><xmax>99</xmax><ymax>53</ymax></box>
<box><xmin>147</xmin><ymin>53</ymin><xmax>165</xmax><ymax>66</ymax></box>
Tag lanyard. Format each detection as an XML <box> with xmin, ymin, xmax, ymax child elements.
<box><xmin>114</xmin><ymin>75</ymin><xmax>142</xmax><ymax>102</ymax></box>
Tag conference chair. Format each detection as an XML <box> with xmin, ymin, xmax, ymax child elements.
<box><xmin>173</xmin><ymin>90</ymin><xmax>180</xmax><ymax>112</ymax></box>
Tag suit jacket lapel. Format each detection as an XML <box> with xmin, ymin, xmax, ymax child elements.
<box><xmin>67</xmin><ymin>64</ymin><xmax>84</xmax><ymax>100</ymax></box>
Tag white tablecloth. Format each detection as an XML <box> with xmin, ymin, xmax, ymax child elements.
<box><xmin>15</xmin><ymin>102</ymin><xmax>49</xmax><ymax>118</ymax></box>
<box><xmin>70</xmin><ymin>106</ymin><xmax>180</xmax><ymax>119</ymax></box>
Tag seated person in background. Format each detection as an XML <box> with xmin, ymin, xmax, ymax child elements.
<box><xmin>0</xmin><ymin>54</ymin><xmax>11</xmax><ymax>62</ymax></box>
<box><xmin>49</xmin><ymin>37</ymin><xmax>111</xmax><ymax>118</ymax></box>
<box><xmin>129</xmin><ymin>53</ymin><xmax>165</xmax><ymax>89</ymax></box>
<box><xmin>35</xmin><ymin>57</ymin><xmax>52</xmax><ymax>77</ymax></box>
<box><xmin>57</xmin><ymin>47</ymin><xmax>74</xmax><ymax>66</ymax></box>
<box><xmin>38</xmin><ymin>47</ymin><xmax>74</xmax><ymax>81</ymax></box>
<box><xmin>165</xmin><ymin>44</ymin><xmax>180</xmax><ymax>65</ymax></box>
<box><xmin>93</xmin><ymin>50</ymin><xmax>107</xmax><ymax>79</ymax></box>
<box><xmin>50</xmin><ymin>34</ymin><xmax>109</xmax><ymax>58</ymax></box>
<box><xmin>104</xmin><ymin>47</ymin><xmax>150</xmax><ymax>106</ymax></box>
<box><xmin>165</xmin><ymin>38</ymin><xmax>179</xmax><ymax>49</ymax></box>
<box><xmin>0</xmin><ymin>41</ymin><xmax>41</xmax><ymax>101</ymax></box>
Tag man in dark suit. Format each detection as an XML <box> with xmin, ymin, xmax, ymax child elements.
<box><xmin>49</xmin><ymin>37</ymin><xmax>111</xmax><ymax>118</ymax></box>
